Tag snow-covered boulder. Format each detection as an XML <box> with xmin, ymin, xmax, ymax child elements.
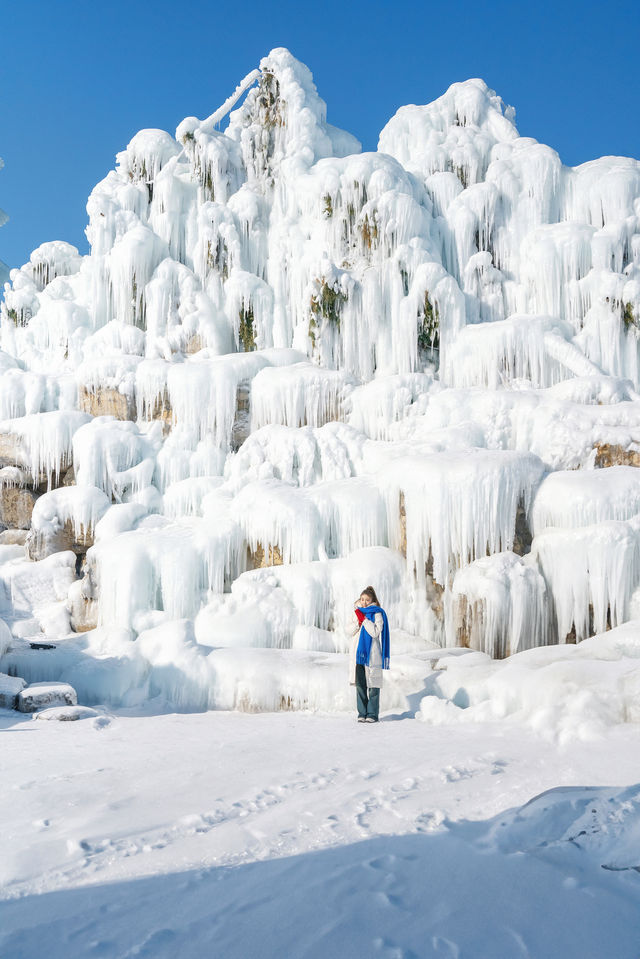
<box><xmin>35</xmin><ymin>705</ymin><xmax>98</xmax><ymax>721</ymax></box>
<box><xmin>0</xmin><ymin>673</ymin><xmax>26</xmax><ymax>709</ymax></box>
<box><xmin>16</xmin><ymin>681</ymin><xmax>78</xmax><ymax>713</ymax></box>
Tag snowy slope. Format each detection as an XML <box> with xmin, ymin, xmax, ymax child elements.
<box><xmin>1</xmin><ymin>48</ymin><xmax>640</xmax><ymax>711</ymax></box>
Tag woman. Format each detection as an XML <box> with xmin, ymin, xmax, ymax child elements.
<box><xmin>347</xmin><ymin>586</ymin><xmax>390</xmax><ymax>723</ymax></box>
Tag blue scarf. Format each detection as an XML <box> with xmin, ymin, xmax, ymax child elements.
<box><xmin>355</xmin><ymin>605</ymin><xmax>390</xmax><ymax>669</ymax></box>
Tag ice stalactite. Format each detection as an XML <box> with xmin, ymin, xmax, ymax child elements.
<box><xmin>2</xmin><ymin>411</ymin><xmax>91</xmax><ymax>486</ymax></box>
<box><xmin>447</xmin><ymin>551</ymin><xmax>550</xmax><ymax>657</ymax></box>
<box><xmin>162</xmin><ymin>476</ymin><xmax>223</xmax><ymax>518</ymax></box>
<box><xmin>381</xmin><ymin>450</ymin><xmax>545</xmax><ymax>587</ymax></box>
<box><xmin>230</xmin><ymin>479</ymin><xmax>322</xmax><ymax>566</ymax></box>
<box><xmin>307</xmin><ymin>477</ymin><xmax>388</xmax><ymax>558</ymax></box>
<box><xmin>109</xmin><ymin>223</ymin><xmax>169</xmax><ymax>329</ymax></box>
<box><xmin>250</xmin><ymin>363</ymin><xmax>355</xmax><ymax>430</ymax></box>
<box><xmin>91</xmin><ymin>512</ymin><xmax>243</xmax><ymax>630</ymax></box>
<box><xmin>116</xmin><ymin>130</ymin><xmax>182</xmax><ymax>198</ymax></box>
<box><xmin>224</xmin><ymin>270</ymin><xmax>274</xmax><ymax>351</ymax></box>
<box><xmin>220</xmin><ymin>546</ymin><xmax>407</xmax><ymax>649</ymax></box>
<box><xmin>531</xmin><ymin>521</ymin><xmax>640</xmax><ymax>642</ymax></box>
<box><xmin>531</xmin><ymin>466</ymin><xmax>640</xmax><ymax>535</ymax></box>
<box><xmin>446</xmin><ymin>315</ymin><xmax>570</xmax><ymax>389</ymax></box>
<box><xmin>348</xmin><ymin>372</ymin><xmax>434</xmax><ymax>440</ymax></box>
<box><xmin>72</xmin><ymin>418</ymin><xmax>157</xmax><ymax>501</ymax></box>
<box><xmin>520</xmin><ymin>223</ymin><xmax>595</xmax><ymax>328</ymax></box>
<box><xmin>29</xmin><ymin>486</ymin><xmax>111</xmax><ymax>549</ymax></box>
<box><xmin>223</xmin><ymin>422</ymin><xmax>366</xmax><ymax>491</ymax></box>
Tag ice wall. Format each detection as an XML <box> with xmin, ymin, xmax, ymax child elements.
<box><xmin>2</xmin><ymin>49</ymin><xmax>640</xmax><ymax>710</ymax></box>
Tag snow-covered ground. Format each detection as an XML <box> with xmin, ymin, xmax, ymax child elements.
<box><xmin>2</xmin><ymin>702</ymin><xmax>640</xmax><ymax>958</ymax></box>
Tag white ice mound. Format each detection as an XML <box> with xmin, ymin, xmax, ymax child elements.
<box><xmin>16</xmin><ymin>681</ymin><xmax>78</xmax><ymax>712</ymax></box>
<box><xmin>378</xmin><ymin>78</ymin><xmax>518</xmax><ymax>188</ymax></box>
<box><xmin>418</xmin><ymin>620</ymin><xmax>640</xmax><ymax>741</ymax></box>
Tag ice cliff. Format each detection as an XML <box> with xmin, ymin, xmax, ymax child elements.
<box><xmin>2</xmin><ymin>47</ymin><xmax>640</xmax><ymax>710</ymax></box>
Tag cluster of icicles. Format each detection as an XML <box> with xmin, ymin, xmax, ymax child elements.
<box><xmin>1</xmin><ymin>47</ymin><xmax>640</xmax><ymax>708</ymax></box>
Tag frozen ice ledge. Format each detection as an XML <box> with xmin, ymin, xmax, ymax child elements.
<box><xmin>1</xmin><ymin>47</ymin><xmax>640</xmax><ymax>712</ymax></box>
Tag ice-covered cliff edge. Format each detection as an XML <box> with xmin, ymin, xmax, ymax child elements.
<box><xmin>2</xmin><ymin>47</ymin><xmax>640</xmax><ymax>711</ymax></box>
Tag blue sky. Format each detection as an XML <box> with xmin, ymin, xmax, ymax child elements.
<box><xmin>2</xmin><ymin>0</ymin><xmax>639</xmax><ymax>270</ymax></box>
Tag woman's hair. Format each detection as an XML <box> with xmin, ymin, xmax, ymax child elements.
<box><xmin>361</xmin><ymin>585</ymin><xmax>380</xmax><ymax>606</ymax></box>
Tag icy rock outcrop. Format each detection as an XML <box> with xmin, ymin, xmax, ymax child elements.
<box><xmin>447</xmin><ymin>551</ymin><xmax>549</xmax><ymax>657</ymax></box>
<box><xmin>2</xmin><ymin>49</ymin><xmax>640</xmax><ymax>708</ymax></box>
<box><xmin>0</xmin><ymin>529</ymin><xmax>28</xmax><ymax>546</ymax></box>
<box><xmin>0</xmin><ymin>484</ymin><xmax>37</xmax><ymax>529</ymax></box>
<box><xmin>27</xmin><ymin>487</ymin><xmax>110</xmax><ymax>560</ymax></box>
<box><xmin>16</xmin><ymin>681</ymin><xmax>78</xmax><ymax>712</ymax></box>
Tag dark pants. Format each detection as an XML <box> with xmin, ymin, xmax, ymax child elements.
<box><xmin>355</xmin><ymin>664</ymin><xmax>380</xmax><ymax>720</ymax></box>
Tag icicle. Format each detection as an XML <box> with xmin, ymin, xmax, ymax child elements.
<box><xmin>531</xmin><ymin>466</ymin><xmax>640</xmax><ymax>535</ymax></box>
<box><xmin>447</xmin><ymin>551</ymin><xmax>549</xmax><ymax>657</ymax></box>
<box><xmin>531</xmin><ymin>521</ymin><xmax>640</xmax><ymax>641</ymax></box>
<box><xmin>381</xmin><ymin>449</ymin><xmax>545</xmax><ymax>586</ymax></box>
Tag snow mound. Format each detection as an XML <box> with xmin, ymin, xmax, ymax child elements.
<box><xmin>418</xmin><ymin>620</ymin><xmax>640</xmax><ymax>741</ymax></box>
<box><xmin>485</xmin><ymin>782</ymin><xmax>640</xmax><ymax>872</ymax></box>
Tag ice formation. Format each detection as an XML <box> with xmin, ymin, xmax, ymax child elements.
<box><xmin>2</xmin><ymin>48</ymin><xmax>640</xmax><ymax>711</ymax></box>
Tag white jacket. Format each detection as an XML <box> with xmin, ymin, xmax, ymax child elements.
<box><xmin>348</xmin><ymin>610</ymin><xmax>384</xmax><ymax>688</ymax></box>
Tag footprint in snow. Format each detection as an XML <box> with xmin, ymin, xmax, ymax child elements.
<box><xmin>441</xmin><ymin>765</ymin><xmax>473</xmax><ymax>783</ymax></box>
<box><xmin>373</xmin><ymin>937</ymin><xmax>420</xmax><ymax>959</ymax></box>
<box><xmin>414</xmin><ymin>809</ymin><xmax>445</xmax><ymax>832</ymax></box>
<box><xmin>369</xmin><ymin>854</ymin><xmax>397</xmax><ymax>871</ymax></box>
<box><xmin>390</xmin><ymin>777</ymin><xmax>418</xmax><ymax>793</ymax></box>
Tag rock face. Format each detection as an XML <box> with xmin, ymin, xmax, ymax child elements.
<box><xmin>594</xmin><ymin>444</ymin><xmax>640</xmax><ymax>468</ymax></box>
<box><xmin>184</xmin><ymin>333</ymin><xmax>203</xmax><ymax>355</ymax></box>
<box><xmin>512</xmin><ymin>503</ymin><xmax>533</xmax><ymax>556</ymax></box>
<box><xmin>27</xmin><ymin>519</ymin><xmax>97</xmax><ymax>562</ymax></box>
<box><xmin>450</xmin><ymin>595</ymin><xmax>489</xmax><ymax>655</ymax></box>
<box><xmin>78</xmin><ymin>385</ymin><xmax>136</xmax><ymax>421</ymax></box>
<box><xmin>399</xmin><ymin>492</ymin><xmax>407</xmax><ymax>557</ymax></box>
<box><xmin>0</xmin><ymin>529</ymin><xmax>28</xmax><ymax>546</ymax></box>
<box><xmin>0</xmin><ymin>486</ymin><xmax>38</xmax><ymax>529</ymax></box>
<box><xmin>68</xmin><ymin>566</ymin><xmax>99</xmax><ymax>632</ymax></box>
<box><xmin>16</xmin><ymin>681</ymin><xmax>78</xmax><ymax>713</ymax></box>
<box><xmin>248</xmin><ymin>542</ymin><xmax>284</xmax><ymax>569</ymax></box>
<box><xmin>148</xmin><ymin>390</ymin><xmax>173</xmax><ymax>435</ymax></box>
<box><xmin>0</xmin><ymin>673</ymin><xmax>27</xmax><ymax>709</ymax></box>
<box><xmin>0</xmin><ymin>433</ymin><xmax>26</xmax><ymax>471</ymax></box>
<box><xmin>231</xmin><ymin>383</ymin><xmax>251</xmax><ymax>451</ymax></box>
